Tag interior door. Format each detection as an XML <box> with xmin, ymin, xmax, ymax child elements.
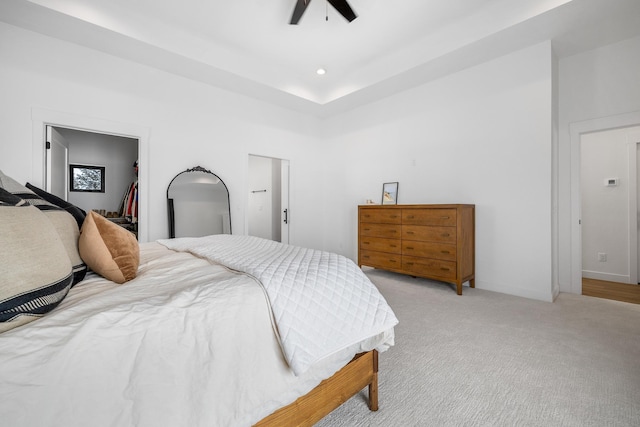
<box><xmin>45</xmin><ymin>126</ymin><xmax>69</xmax><ymax>199</ymax></box>
<box><xmin>281</xmin><ymin>160</ymin><xmax>290</xmax><ymax>244</ymax></box>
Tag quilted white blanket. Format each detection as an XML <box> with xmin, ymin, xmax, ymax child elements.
<box><xmin>159</xmin><ymin>234</ymin><xmax>398</xmax><ymax>375</ymax></box>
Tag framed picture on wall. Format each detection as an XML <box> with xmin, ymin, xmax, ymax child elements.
<box><xmin>70</xmin><ymin>164</ymin><xmax>105</xmax><ymax>193</ymax></box>
<box><xmin>381</xmin><ymin>182</ymin><xmax>398</xmax><ymax>205</ymax></box>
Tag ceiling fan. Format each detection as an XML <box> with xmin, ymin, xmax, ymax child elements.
<box><xmin>290</xmin><ymin>0</ymin><xmax>357</xmax><ymax>25</ymax></box>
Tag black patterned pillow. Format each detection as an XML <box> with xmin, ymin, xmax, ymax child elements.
<box><xmin>0</xmin><ymin>188</ymin><xmax>73</xmax><ymax>333</ymax></box>
<box><xmin>26</xmin><ymin>182</ymin><xmax>86</xmax><ymax>229</ymax></box>
<box><xmin>0</xmin><ymin>170</ymin><xmax>87</xmax><ymax>285</ymax></box>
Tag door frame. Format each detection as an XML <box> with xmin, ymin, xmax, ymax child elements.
<box><xmin>31</xmin><ymin>107</ymin><xmax>150</xmax><ymax>242</ymax></box>
<box><xmin>246</xmin><ymin>154</ymin><xmax>291</xmax><ymax>244</ymax></box>
<box><xmin>570</xmin><ymin>111</ymin><xmax>640</xmax><ymax>294</ymax></box>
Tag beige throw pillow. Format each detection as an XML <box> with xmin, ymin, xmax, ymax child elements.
<box><xmin>79</xmin><ymin>211</ymin><xmax>139</xmax><ymax>284</ymax></box>
<box><xmin>0</xmin><ymin>188</ymin><xmax>73</xmax><ymax>333</ymax></box>
<box><xmin>0</xmin><ymin>169</ymin><xmax>86</xmax><ymax>285</ymax></box>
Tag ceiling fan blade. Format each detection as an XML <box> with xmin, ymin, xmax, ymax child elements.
<box><xmin>327</xmin><ymin>0</ymin><xmax>357</xmax><ymax>22</ymax></box>
<box><xmin>290</xmin><ymin>0</ymin><xmax>312</xmax><ymax>25</ymax></box>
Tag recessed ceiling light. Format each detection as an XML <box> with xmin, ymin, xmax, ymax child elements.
<box><xmin>316</xmin><ymin>68</ymin><xmax>326</xmax><ymax>75</ymax></box>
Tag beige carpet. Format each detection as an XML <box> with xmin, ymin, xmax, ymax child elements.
<box><xmin>316</xmin><ymin>268</ymin><xmax>640</xmax><ymax>427</ymax></box>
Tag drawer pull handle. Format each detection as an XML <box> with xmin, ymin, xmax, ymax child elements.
<box><xmin>364</xmin><ymin>214</ymin><xmax>370</xmax><ymax>218</ymax></box>
<box><xmin>442</xmin><ymin>234</ymin><xmax>450</xmax><ymax>237</ymax></box>
<box><xmin>406</xmin><ymin>262</ymin><xmax>414</xmax><ymax>266</ymax></box>
<box><xmin>406</xmin><ymin>246</ymin><xmax>414</xmax><ymax>250</ymax></box>
<box><xmin>391</xmin><ymin>230</ymin><xmax>397</xmax><ymax>233</ymax></box>
<box><xmin>407</xmin><ymin>215</ymin><xmax>414</xmax><ymax>219</ymax></box>
<box><xmin>440</xmin><ymin>267</ymin><xmax>450</xmax><ymax>271</ymax></box>
<box><xmin>390</xmin><ymin>245</ymin><xmax>397</xmax><ymax>248</ymax></box>
<box><xmin>364</xmin><ymin>228</ymin><xmax>370</xmax><ymax>231</ymax></box>
<box><xmin>363</xmin><ymin>255</ymin><xmax>370</xmax><ymax>259</ymax></box>
<box><xmin>406</xmin><ymin>231</ymin><xmax>414</xmax><ymax>235</ymax></box>
<box><xmin>441</xmin><ymin>250</ymin><xmax>450</xmax><ymax>254</ymax></box>
<box><xmin>389</xmin><ymin>259</ymin><xmax>397</xmax><ymax>263</ymax></box>
<box><xmin>363</xmin><ymin>242</ymin><xmax>370</xmax><ymax>245</ymax></box>
<box><xmin>442</xmin><ymin>216</ymin><xmax>450</xmax><ymax>219</ymax></box>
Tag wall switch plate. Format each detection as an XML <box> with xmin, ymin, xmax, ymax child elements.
<box><xmin>598</xmin><ymin>252</ymin><xmax>607</xmax><ymax>262</ymax></box>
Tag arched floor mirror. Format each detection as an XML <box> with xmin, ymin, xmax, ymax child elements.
<box><xmin>167</xmin><ymin>166</ymin><xmax>231</xmax><ymax>238</ymax></box>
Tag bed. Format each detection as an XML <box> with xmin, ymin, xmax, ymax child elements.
<box><xmin>0</xmin><ymin>170</ymin><xmax>398</xmax><ymax>426</ymax></box>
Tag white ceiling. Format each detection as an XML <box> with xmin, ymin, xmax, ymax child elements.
<box><xmin>2</xmin><ymin>0</ymin><xmax>640</xmax><ymax>117</ymax></box>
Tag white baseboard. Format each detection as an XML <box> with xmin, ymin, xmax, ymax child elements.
<box><xmin>582</xmin><ymin>270</ymin><xmax>631</xmax><ymax>284</ymax></box>
<box><xmin>475</xmin><ymin>279</ymin><xmax>554</xmax><ymax>302</ymax></box>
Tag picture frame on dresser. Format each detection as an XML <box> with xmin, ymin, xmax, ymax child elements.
<box><xmin>381</xmin><ymin>182</ymin><xmax>398</xmax><ymax>205</ymax></box>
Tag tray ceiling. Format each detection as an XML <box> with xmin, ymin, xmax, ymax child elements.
<box><xmin>2</xmin><ymin>0</ymin><xmax>640</xmax><ymax>116</ymax></box>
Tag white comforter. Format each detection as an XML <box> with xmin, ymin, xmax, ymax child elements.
<box><xmin>0</xmin><ymin>242</ymin><xmax>396</xmax><ymax>427</ymax></box>
<box><xmin>159</xmin><ymin>234</ymin><xmax>399</xmax><ymax>375</ymax></box>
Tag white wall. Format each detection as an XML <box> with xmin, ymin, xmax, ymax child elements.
<box><xmin>0</xmin><ymin>22</ymin><xmax>325</xmax><ymax>248</ymax></box>
<box><xmin>0</xmin><ymin>22</ymin><xmax>557</xmax><ymax>301</ymax></box>
<box><xmin>558</xmin><ymin>34</ymin><xmax>640</xmax><ymax>292</ymax></box>
<box><xmin>11</xmin><ymin>19</ymin><xmax>640</xmax><ymax>301</ymax></box>
<box><xmin>580</xmin><ymin>126</ymin><xmax>640</xmax><ymax>283</ymax></box>
<box><xmin>322</xmin><ymin>41</ymin><xmax>555</xmax><ymax>301</ymax></box>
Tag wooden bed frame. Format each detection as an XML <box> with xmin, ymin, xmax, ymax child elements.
<box><xmin>254</xmin><ymin>350</ymin><xmax>379</xmax><ymax>426</ymax></box>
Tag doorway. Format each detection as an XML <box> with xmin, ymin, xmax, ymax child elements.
<box><xmin>45</xmin><ymin>126</ymin><xmax>139</xmax><ymax>235</ymax></box>
<box><xmin>31</xmin><ymin>108</ymin><xmax>149</xmax><ymax>241</ymax></box>
<box><xmin>575</xmin><ymin>122</ymin><xmax>640</xmax><ymax>301</ymax></box>
<box><xmin>247</xmin><ymin>154</ymin><xmax>290</xmax><ymax>243</ymax></box>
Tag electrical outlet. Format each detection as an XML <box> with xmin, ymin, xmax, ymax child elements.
<box><xmin>598</xmin><ymin>252</ymin><xmax>607</xmax><ymax>262</ymax></box>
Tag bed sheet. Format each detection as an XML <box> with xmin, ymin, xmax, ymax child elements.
<box><xmin>0</xmin><ymin>242</ymin><xmax>393</xmax><ymax>427</ymax></box>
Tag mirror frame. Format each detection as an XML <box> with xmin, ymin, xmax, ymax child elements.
<box><xmin>167</xmin><ymin>165</ymin><xmax>231</xmax><ymax>238</ymax></box>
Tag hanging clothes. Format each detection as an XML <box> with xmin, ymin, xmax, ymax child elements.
<box><xmin>119</xmin><ymin>180</ymin><xmax>138</xmax><ymax>224</ymax></box>
<box><xmin>119</xmin><ymin>160</ymin><xmax>139</xmax><ymax>224</ymax></box>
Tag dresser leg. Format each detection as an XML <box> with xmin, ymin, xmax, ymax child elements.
<box><xmin>456</xmin><ymin>282</ymin><xmax>462</xmax><ymax>295</ymax></box>
<box><xmin>470</xmin><ymin>278</ymin><xmax>475</xmax><ymax>288</ymax></box>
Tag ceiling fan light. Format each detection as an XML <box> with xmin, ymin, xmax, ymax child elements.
<box><xmin>316</xmin><ymin>68</ymin><xmax>327</xmax><ymax>75</ymax></box>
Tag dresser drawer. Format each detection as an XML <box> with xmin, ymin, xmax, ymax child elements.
<box><xmin>359</xmin><ymin>209</ymin><xmax>402</xmax><ymax>224</ymax></box>
<box><xmin>360</xmin><ymin>223</ymin><xmax>402</xmax><ymax>239</ymax></box>
<box><xmin>360</xmin><ymin>237</ymin><xmax>401</xmax><ymax>254</ymax></box>
<box><xmin>402</xmin><ymin>209</ymin><xmax>456</xmax><ymax>226</ymax></box>
<box><xmin>402</xmin><ymin>256</ymin><xmax>456</xmax><ymax>280</ymax></box>
<box><xmin>360</xmin><ymin>250</ymin><xmax>402</xmax><ymax>270</ymax></box>
<box><xmin>402</xmin><ymin>225</ymin><xmax>456</xmax><ymax>243</ymax></box>
<box><xmin>402</xmin><ymin>241</ymin><xmax>456</xmax><ymax>261</ymax></box>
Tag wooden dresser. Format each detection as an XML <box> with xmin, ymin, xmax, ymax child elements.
<box><xmin>358</xmin><ymin>204</ymin><xmax>475</xmax><ymax>295</ymax></box>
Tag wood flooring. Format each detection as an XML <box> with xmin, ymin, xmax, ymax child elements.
<box><xmin>582</xmin><ymin>278</ymin><xmax>640</xmax><ymax>305</ymax></box>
